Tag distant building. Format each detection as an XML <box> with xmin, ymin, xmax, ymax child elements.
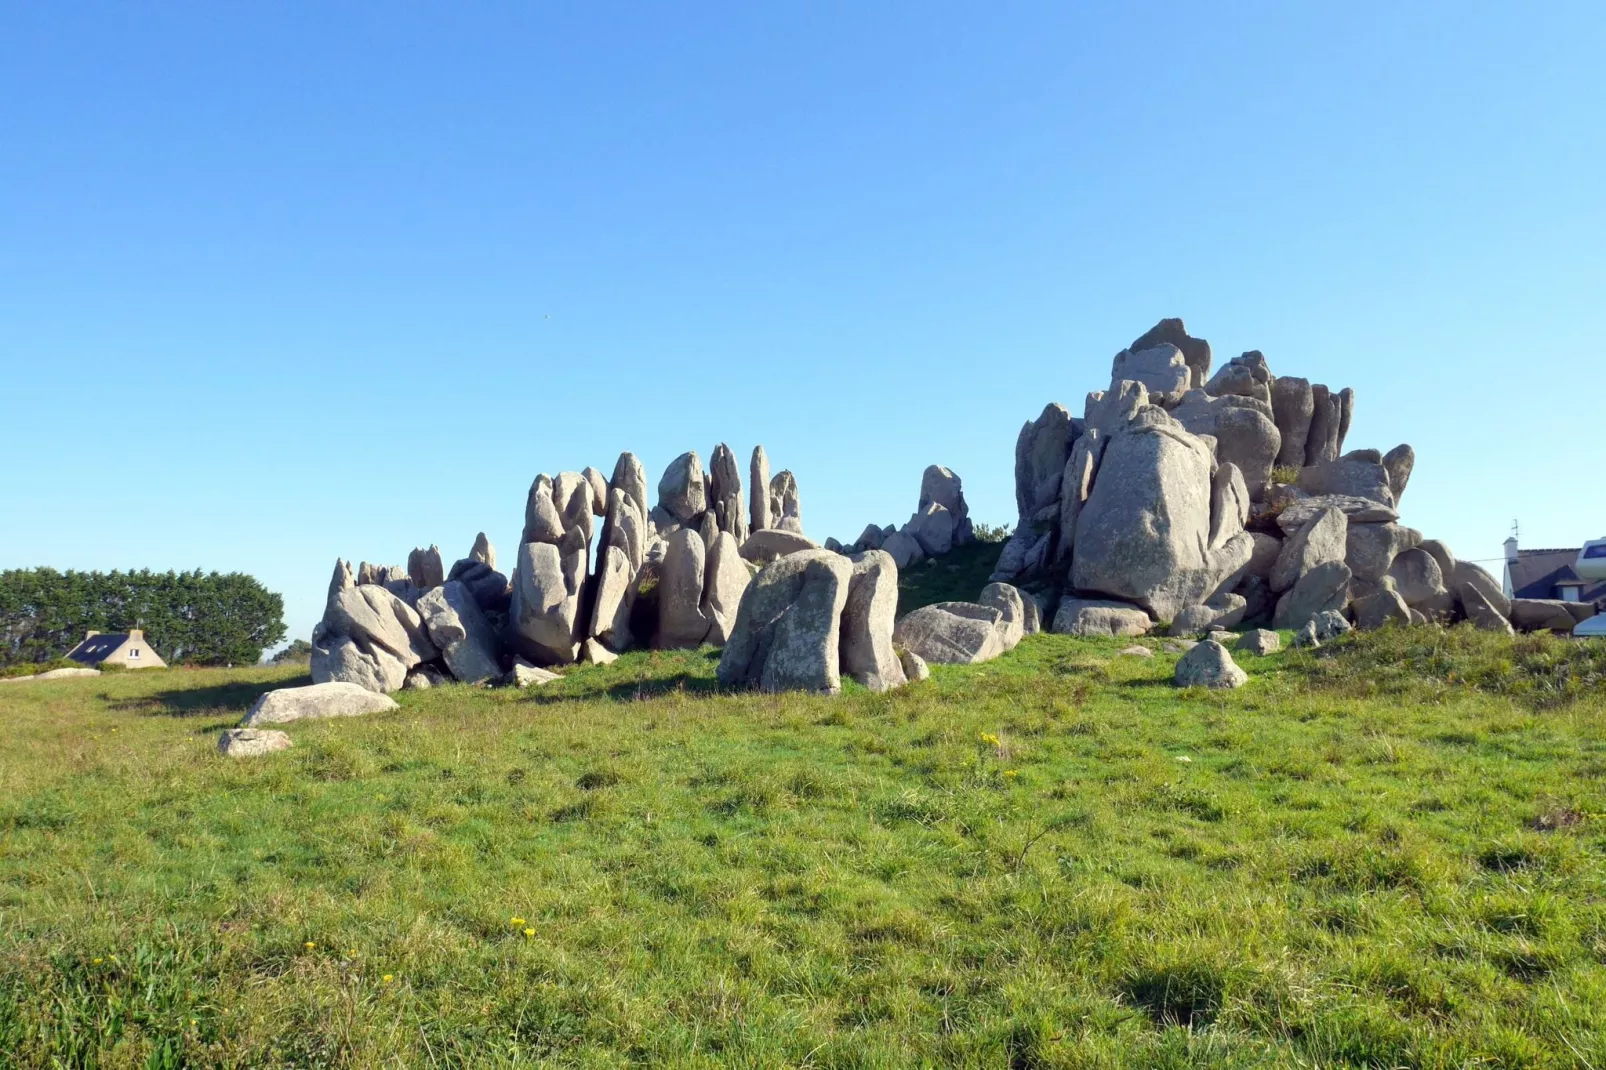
<box><xmin>1503</xmin><ymin>537</ymin><xmax>1606</xmax><ymax>606</ymax></box>
<box><xmin>65</xmin><ymin>629</ymin><xmax>167</xmax><ymax>669</ymax></box>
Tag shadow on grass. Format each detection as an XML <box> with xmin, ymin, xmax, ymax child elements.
<box><xmin>109</xmin><ymin>673</ymin><xmax>313</xmax><ymax>718</ymax></box>
<box><xmin>518</xmin><ymin>649</ymin><xmax>725</xmax><ymax>706</ymax></box>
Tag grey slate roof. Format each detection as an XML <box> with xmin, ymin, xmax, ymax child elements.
<box><xmin>67</xmin><ymin>633</ymin><xmax>132</xmax><ymax>665</ymax></box>
<box><xmin>1507</xmin><ymin>549</ymin><xmax>1606</xmax><ymax>604</ymax></box>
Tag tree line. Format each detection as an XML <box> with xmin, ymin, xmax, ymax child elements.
<box><xmin>0</xmin><ymin>568</ymin><xmax>286</xmax><ymax>668</ymax></box>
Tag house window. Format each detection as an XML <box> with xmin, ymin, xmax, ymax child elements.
<box><xmin>129</xmin><ymin>647</ymin><xmax>140</xmax><ymax>658</ymax></box>
<box><xmin>1557</xmin><ymin>587</ymin><xmax>1581</xmax><ymax>603</ymax></box>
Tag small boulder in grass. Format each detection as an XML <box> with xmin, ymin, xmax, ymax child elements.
<box><xmin>243</xmin><ymin>682</ymin><xmax>399</xmax><ymax>726</ymax></box>
<box><xmin>898</xmin><ymin>648</ymin><xmax>930</xmax><ymax>683</ymax></box>
<box><xmin>1161</xmin><ymin>640</ymin><xmax>1197</xmax><ymax>654</ymax></box>
<box><xmin>1293</xmin><ymin>620</ymin><xmax>1321</xmax><ymax>649</ymax></box>
<box><xmin>1174</xmin><ymin>640</ymin><xmax>1248</xmax><ymax>689</ymax></box>
<box><xmin>1118</xmin><ymin>645</ymin><xmax>1154</xmax><ymax>658</ymax></box>
<box><xmin>218</xmin><ymin>728</ymin><xmax>293</xmax><ymax>757</ymax></box>
<box><xmin>1237</xmin><ymin>628</ymin><xmax>1280</xmax><ymax>656</ymax></box>
<box><xmin>508</xmin><ymin>660</ymin><xmax>562</xmax><ymax>688</ymax></box>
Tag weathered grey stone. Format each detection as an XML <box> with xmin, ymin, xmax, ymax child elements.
<box><xmin>1342</xmin><ymin>522</ymin><xmax>1410</xmax><ymax>584</ymax></box>
<box><xmin>509</xmin><ymin>660</ymin><xmax>561</xmax><ymax>687</ymax></box>
<box><xmin>718</xmin><ymin>550</ymin><xmax>853</xmax><ymax>693</ymax></box>
<box><xmin>1337</xmin><ymin>388</ymin><xmax>1355</xmax><ymax>453</ymax></box>
<box><xmin>522</xmin><ymin>475</ymin><xmax>565</xmax><ymax>544</ymax></box>
<box><xmin>611</xmin><ymin>452</ymin><xmax>649</xmax><ymax>516</ymax></box>
<box><xmin>243</xmin><ymin>682</ymin><xmax>399</xmax><ymax>726</ymax></box>
<box><xmin>327</xmin><ymin>558</ymin><xmax>355</xmax><ymax>606</ymax></box>
<box><xmin>580</xmin><ymin>637</ymin><xmax>618</xmax><ymax>665</ymax></box>
<box><xmin>1351</xmin><ymin>579</ymin><xmax>1411</xmax><ymax>630</ymax></box>
<box><xmin>1271</xmin><ymin>376</ymin><xmax>1314</xmax><ymax>468</ymax></box>
<box><xmin>1387</xmin><ymin>547</ymin><xmax>1446</xmax><ymax>605</ymax></box>
<box><xmin>470</xmin><ymin>533</ymin><xmax>496</xmax><ymax>571</ymax></box>
<box><xmin>417</xmin><ymin>581</ymin><xmax>502</xmax><ymax>685</ymax></box>
<box><xmin>1509</xmin><ymin>599</ymin><xmax>1592</xmax><ymax>633</ymax></box>
<box><xmin>856</xmin><ymin>523</ymin><xmax>886</xmax><ymax>551</ymax></box>
<box><xmin>310</xmin><ymin>626</ymin><xmax>408</xmax><ymax>693</ymax></box>
<box><xmin>749</xmin><ymin>446</ymin><xmax>772</xmax><ymax>533</ymax></box>
<box><xmin>979</xmin><ymin>582</ymin><xmax>1027</xmax><ymax>651</ymax></box>
<box><xmin>740</xmin><ymin>528</ymin><xmax>820</xmax><ymax>565</ymax></box>
<box><xmin>405</xmin><ymin>546</ymin><xmax>444</xmax><ymax>591</ymax></box>
<box><xmin>1015</xmin><ymin>402</ymin><xmax>1076</xmax><ymax>520</ymax></box>
<box><xmin>1055</xmin><ymin>427</ymin><xmax>1105</xmax><ymax>563</ymax></box>
<box><xmin>839</xmin><ymin>550</ymin><xmax>906</xmax><ymax>692</ymax></box>
<box><xmin>218</xmin><ymin>728</ymin><xmax>294</xmax><ymax>757</ymax></box>
<box><xmin>769</xmin><ymin>470</ymin><xmax>803</xmax><ymax>533</ymax></box>
<box><xmin>1209</xmin><ymin>463</ymin><xmax>1252</xmax><ymax>549</ymax></box>
<box><xmin>403</xmin><ymin>665</ymin><xmax>448</xmax><ymax>690</ymax></box>
<box><xmin>1313</xmin><ymin>609</ymin><xmax>1352</xmax><ymax>642</ymax></box>
<box><xmin>1273</xmin><ymin>560</ymin><xmax>1353</xmax><ymax>630</ymax></box>
<box><xmin>905</xmin><ymin>502</ymin><xmax>956</xmax><ymax>556</ymax></box>
<box><xmin>880</xmin><ymin>530</ymin><xmax>925</xmax><ymax>571</ymax></box>
<box><xmin>892</xmin><ymin>602</ymin><xmax>1006</xmax><ymax>664</ymax></box>
<box><xmin>1083</xmin><ymin>381</ymin><xmax>1148</xmax><ymax>437</ymax></box>
<box><xmin>919</xmin><ymin>465</ymin><xmax>968</xmax><ymax>523</ymax></box>
<box><xmin>1119</xmin><ymin>645</ymin><xmax>1154</xmax><ymax>657</ymax></box>
<box><xmin>898</xmin><ymin>648</ymin><xmax>930</xmax><ymax>682</ymax></box>
<box><xmin>1244</xmin><ymin>531</ymin><xmax>1283</xmax><ymax>581</ymax></box>
<box><xmin>1051</xmin><ymin>597</ymin><xmax>1154</xmax><ymax>637</ymax></box>
<box><xmin>655</xmin><ymin>529</ymin><xmax>712</xmax><ymax>648</ymax></box>
<box><xmin>1168</xmin><ymin>593</ymin><xmax>1248</xmax><ymax>636</ymax></box>
<box><xmin>658</xmin><ymin>451</ymin><xmax>707</xmax><ymax>524</ymax></box>
<box><xmin>1238</xmin><ymin>628</ymin><xmax>1280</xmax><ymax>655</ymax></box>
<box><xmin>1162</xmin><ymin>640</ymin><xmax>1198</xmax><ymax>653</ymax></box>
<box><xmin>1071</xmin><ymin>412</ymin><xmax>1253</xmax><ymax>620</ymax></box>
<box><xmin>324</xmin><ymin>585</ymin><xmax>438</xmax><ymax>669</ymax></box>
<box><xmin>1418</xmin><ymin>539</ymin><xmax>1456</xmax><ymax>580</ymax></box>
<box><xmin>1111</xmin><ymin>343</ymin><xmax>1191</xmax><ymax>396</ymax></box>
<box><xmin>446</xmin><ymin>558</ymin><xmax>511</xmax><ymax>614</ymax></box>
<box><xmin>1275</xmin><ymin>495</ymin><xmax>1398</xmax><ymax>532</ymax></box>
<box><xmin>1174</xmin><ymin>640</ymin><xmax>1248</xmax><ymax>689</ymax></box>
<box><xmin>1305</xmin><ymin>385</ymin><xmax>1341</xmax><ymax>466</ymax></box>
<box><xmin>1458</xmin><ymin>582</ymin><xmax>1514</xmax><ymax>634</ymax></box>
<box><xmin>708</xmin><ymin>443</ymin><xmax>747</xmax><ymax>542</ymax></box>
<box><xmin>702</xmin><ymin>530</ymin><xmax>751</xmax><ymax>646</ymax></box>
<box><xmin>1128</xmin><ymin>318</ymin><xmax>1212</xmax><ymax>389</ymax></box>
<box><xmin>1292</xmin><ymin>620</ymin><xmax>1321</xmax><ymax>649</ymax></box>
<box><xmin>510</xmin><ymin>541</ymin><xmax>584</xmax><ymax>666</ymax></box>
<box><xmin>589</xmin><ymin>545</ymin><xmax>635</xmax><ymax>651</ymax></box>
<box><xmin>1170</xmin><ymin>391</ymin><xmax>1281</xmax><ymax>497</ymax></box>
<box><xmin>1297</xmin><ymin>456</ymin><xmax>1394</xmax><ymax>506</ymax></box>
<box><xmin>1381</xmin><ymin>444</ymin><xmax>1414</xmax><ymax>505</ymax></box>
<box><xmin>1204</xmin><ymin>352</ymin><xmax>1272</xmax><ymax>406</ymax></box>
<box><xmin>1451</xmin><ymin>560</ymin><xmax>1511</xmax><ymax>619</ymax></box>
<box><xmin>581</xmin><ymin>466</ymin><xmax>609</xmax><ymax>516</ymax></box>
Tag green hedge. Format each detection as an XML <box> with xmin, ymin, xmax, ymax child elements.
<box><xmin>0</xmin><ymin>568</ymin><xmax>286</xmax><ymax>668</ymax></box>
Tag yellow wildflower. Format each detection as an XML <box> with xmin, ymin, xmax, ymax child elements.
<box><xmin>523</xmin><ymin>928</ymin><xmax>535</xmax><ymax>938</ymax></box>
<box><xmin>92</xmin><ymin>958</ymin><xmax>103</xmax><ymax>965</ymax></box>
<box><xmin>304</xmin><ymin>941</ymin><xmax>316</xmax><ymax>950</ymax></box>
<box><xmin>1003</xmin><ymin>770</ymin><xmax>1019</xmax><ymax>778</ymax></box>
<box><xmin>382</xmin><ymin>974</ymin><xmax>394</xmax><ymax>983</ymax></box>
<box><xmin>510</xmin><ymin>916</ymin><xmax>526</xmax><ymax>927</ymax></box>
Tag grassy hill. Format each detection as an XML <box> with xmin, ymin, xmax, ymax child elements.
<box><xmin>1</xmin><ymin>627</ymin><xmax>1604</xmax><ymax>1067</ymax></box>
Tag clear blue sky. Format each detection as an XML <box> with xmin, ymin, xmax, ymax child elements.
<box><xmin>3</xmin><ymin>2</ymin><xmax>1602</xmax><ymax>652</ymax></box>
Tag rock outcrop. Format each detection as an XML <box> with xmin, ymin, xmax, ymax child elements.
<box><xmin>718</xmin><ymin>550</ymin><xmax>853</xmax><ymax>693</ymax></box>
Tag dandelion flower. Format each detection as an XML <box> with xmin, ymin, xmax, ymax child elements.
<box><xmin>305</xmin><ymin>941</ymin><xmax>317</xmax><ymax>950</ymax></box>
<box><xmin>523</xmin><ymin>928</ymin><xmax>535</xmax><ymax>938</ymax></box>
<box><xmin>382</xmin><ymin>974</ymin><xmax>394</xmax><ymax>984</ymax></box>
<box><xmin>510</xmin><ymin>917</ymin><xmax>526</xmax><ymax>926</ymax></box>
<box><xmin>92</xmin><ymin>958</ymin><xmax>103</xmax><ymax>965</ymax></box>
<box><xmin>1003</xmin><ymin>770</ymin><xmax>1019</xmax><ymax>778</ymax></box>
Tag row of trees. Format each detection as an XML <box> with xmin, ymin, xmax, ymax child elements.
<box><xmin>0</xmin><ymin>568</ymin><xmax>287</xmax><ymax>668</ymax></box>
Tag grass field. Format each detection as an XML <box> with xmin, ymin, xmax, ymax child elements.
<box><xmin>2</xmin><ymin>626</ymin><xmax>1604</xmax><ymax>1068</ymax></box>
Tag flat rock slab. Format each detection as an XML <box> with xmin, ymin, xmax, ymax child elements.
<box><xmin>1237</xmin><ymin>628</ymin><xmax>1281</xmax><ymax>656</ymax></box>
<box><xmin>242</xmin><ymin>682</ymin><xmax>399</xmax><ymax>726</ymax></box>
<box><xmin>510</xmin><ymin>661</ymin><xmax>563</xmax><ymax>687</ymax></box>
<box><xmin>218</xmin><ymin>728</ymin><xmax>293</xmax><ymax>757</ymax></box>
<box><xmin>2</xmin><ymin>667</ymin><xmax>102</xmax><ymax>683</ymax></box>
<box><xmin>1118</xmin><ymin>645</ymin><xmax>1154</xmax><ymax>658</ymax></box>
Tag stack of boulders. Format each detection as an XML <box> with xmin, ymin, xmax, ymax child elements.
<box><xmin>306</xmin><ymin>444</ymin><xmax>835</xmax><ymax>694</ymax></box>
<box><xmin>829</xmin><ymin>464</ymin><xmax>976</xmax><ymax>569</ymax></box>
<box><xmin>991</xmin><ymin>318</ymin><xmax>1594</xmax><ymax>639</ymax></box>
<box><xmin>891</xmin><ymin>581</ymin><xmax>1035</xmax><ymax>666</ymax></box>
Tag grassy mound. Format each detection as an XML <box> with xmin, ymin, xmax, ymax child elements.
<box><xmin>1</xmin><ymin>629</ymin><xmax>1603</xmax><ymax>1066</ymax></box>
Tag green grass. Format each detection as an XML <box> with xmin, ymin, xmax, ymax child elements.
<box><xmin>1</xmin><ymin>628</ymin><xmax>1604</xmax><ymax>1067</ymax></box>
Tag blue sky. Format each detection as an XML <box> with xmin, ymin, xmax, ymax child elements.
<box><xmin>3</xmin><ymin>2</ymin><xmax>1603</xmax><ymax>651</ymax></box>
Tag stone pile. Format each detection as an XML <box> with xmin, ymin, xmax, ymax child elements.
<box><xmin>828</xmin><ymin>464</ymin><xmax>976</xmax><ymax>569</ymax></box>
<box><xmin>308</xmin><ymin>445</ymin><xmax>825</xmax><ymax>694</ymax></box>
<box><xmin>992</xmin><ymin>318</ymin><xmax>1596</xmax><ymax>640</ymax></box>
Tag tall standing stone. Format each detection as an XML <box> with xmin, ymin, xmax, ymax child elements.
<box><xmin>770</xmin><ymin>470</ymin><xmax>803</xmax><ymax>533</ymax></box>
<box><xmin>708</xmin><ymin>443</ymin><xmax>748</xmax><ymax>543</ymax></box>
<box><xmin>749</xmin><ymin>445</ymin><xmax>772</xmax><ymax>533</ymax></box>
<box><xmin>717</xmin><ymin>550</ymin><xmax>853</xmax><ymax>694</ymax></box>
<box><xmin>839</xmin><ymin>550</ymin><xmax>906</xmax><ymax>692</ymax></box>
<box><xmin>1271</xmin><ymin>376</ymin><xmax>1314</xmax><ymax>468</ymax></box>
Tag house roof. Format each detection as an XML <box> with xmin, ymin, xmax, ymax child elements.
<box><xmin>67</xmin><ymin>633</ymin><xmax>135</xmax><ymax>664</ymax></box>
<box><xmin>1508</xmin><ymin>549</ymin><xmax>1606</xmax><ymax>603</ymax></box>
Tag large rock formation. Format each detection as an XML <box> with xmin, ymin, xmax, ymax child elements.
<box><xmin>311</xmin><ymin>584</ymin><xmax>439</xmax><ymax>693</ymax></box>
<box><xmin>839</xmin><ymin>550</ymin><xmax>906</xmax><ymax>692</ymax></box>
<box><xmin>717</xmin><ymin>550</ymin><xmax>853</xmax><ymax>693</ymax></box>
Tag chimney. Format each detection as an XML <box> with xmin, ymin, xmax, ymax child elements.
<box><xmin>128</xmin><ymin>628</ymin><xmax>143</xmax><ymax>637</ymax></box>
<box><xmin>1504</xmin><ymin>535</ymin><xmax>1520</xmax><ymax>564</ymax></box>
